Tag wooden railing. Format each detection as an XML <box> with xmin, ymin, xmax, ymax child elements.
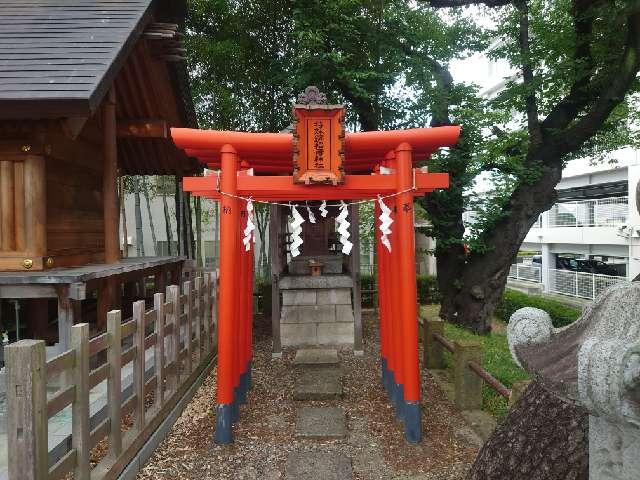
<box><xmin>422</xmin><ymin>318</ymin><xmax>528</xmax><ymax>410</ymax></box>
<box><xmin>6</xmin><ymin>272</ymin><xmax>218</xmax><ymax>480</ymax></box>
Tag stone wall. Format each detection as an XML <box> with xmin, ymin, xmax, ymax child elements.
<box><xmin>280</xmin><ymin>275</ymin><xmax>355</xmax><ymax>347</ymax></box>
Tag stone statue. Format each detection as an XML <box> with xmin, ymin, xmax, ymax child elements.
<box><xmin>507</xmin><ymin>283</ymin><xmax>640</xmax><ymax>480</ymax></box>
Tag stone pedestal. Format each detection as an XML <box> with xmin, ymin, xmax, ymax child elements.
<box><xmin>279</xmin><ymin>274</ymin><xmax>354</xmax><ymax>347</ymax></box>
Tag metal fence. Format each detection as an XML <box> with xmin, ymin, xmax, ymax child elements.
<box><xmin>547</xmin><ymin>196</ymin><xmax>628</xmax><ymax>227</ymax></box>
<box><xmin>508</xmin><ymin>263</ymin><xmax>542</xmax><ymax>283</ymax></box>
<box><xmin>548</xmin><ymin>268</ymin><xmax>624</xmax><ymax>300</ymax></box>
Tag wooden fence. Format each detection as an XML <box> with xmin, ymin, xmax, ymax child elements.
<box><xmin>6</xmin><ymin>272</ymin><xmax>218</xmax><ymax>480</ymax></box>
<box><xmin>422</xmin><ymin>318</ymin><xmax>529</xmax><ymax>410</ymax></box>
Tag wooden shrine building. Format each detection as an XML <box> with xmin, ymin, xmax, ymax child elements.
<box><xmin>173</xmin><ymin>87</ymin><xmax>461</xmax><ymax>444</ymax></box>
<box><xmin>0</xmin><ymin>1</ymin><xmax>200</xmax><ymax>351</ymax></box>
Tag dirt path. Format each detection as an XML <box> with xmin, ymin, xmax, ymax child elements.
<box><xmin>138</xmin><ymin>311</ymin><xmax>480</xmax><ymax>479</ymax></box>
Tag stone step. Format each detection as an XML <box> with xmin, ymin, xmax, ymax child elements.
<box><xmin>295</xmin><ymin>406</ymin><xmax>347</xmax><ymax>440</ymax></box>
<box><xmin>285</xmin><ymin>452</ymin><xmax>353</xmax><ymax>480</ymax></box>
<box><xmin>293</xmin><ymin>367</ymin><xmax>343</xmax><ymax>400</ymax></box>
<box><xmin>293</xmin><ymin>348</ymin><xmax>339</xmax><ymax>366</ymax></box>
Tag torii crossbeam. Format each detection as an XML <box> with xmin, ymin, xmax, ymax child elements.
<box><xmin>172</xmin><ymin>89</ymin><xmax>460</xmax><ymax>445</ymax></box>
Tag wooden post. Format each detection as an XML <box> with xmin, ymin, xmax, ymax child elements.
<box><xmin>6</xmin><ymin>340</ymin><xmax>48</xmax><ymax>480</ymax></box>
<box><xmin>184</xmin><ymin>280</ymin><xmax>193</xmax><ymax>374</ymax></box>
<box><xmin>107</xmin><ymin>310</ymin><xmax>122</xmax><ymax>460</ymax></box>
<box><xmin>202</xmin><ymin>274</ymin><xmax>210</xmax><ymax>355</ymax></box>
<box><xmin>269</xmin><ymin>204</ymin><xmax>281</xmax><ymax>356</ymax></box>
<box><xmin>1</xmin><ymin>160</ymin><xmax>16</xmax><ymax>251</ymax></box>
<box><xmin>349</xmin><ymin>203</ymin><xmax>363</xmax><ymax>352</ymax></box>
<box><xmin>71</xmin><ymin>323</ymin><xmax>90</xmax><ymax>479</ymax></box>
<box><xmin>132</xmin><ymin>300</ymin><xmax>146</xmax><ymax>431</ymax></box>
<box><xmin>13</xmin><ymin>161</ymin><xmax>25</xmax><ymax>251</ymax></box>
<box><xmin>103</xmin><ymin>87</ymin><xmax>120</xmax><ymax>264</ymax></box>
<box><xmin>194</xmin><ymin>276</ymin><xmax>203</xmax><ymax>362</ymax></box>
<box><xmin>215</xmin><ymin>144</ymin><xmax>239</xmax><ymax>444</ymax></box>
<box><xmin>23</xmin><ymin>155</ymin><xmax>46</xmax><ymax>257</ymax></box>
<box><xmin>453</xmin><ymin>340</ymin><xmax>483</xmax><ymax>410</ymax></box>
<box><xmin>508</xmin><ymin>380</ymin><xmax>531</xmax><ymax>409</ymax></box>
<box><xmin>167</xmin><ymin>284</ymin><xmax>180</xmax><ymax>390</ymax></box>
<box><xmin>423</xmin><ymin>319</ymin><xmax>445</xmax><ymax>369</ymax></box>
<box><xmin>154</xmin><ymin>292</ymin><xmax>166</xmax><ymax>405</ymax></box>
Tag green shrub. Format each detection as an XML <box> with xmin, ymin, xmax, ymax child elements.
<box><xmin>417</xmin><ymin>275</ymin><xmax>440</xmax><ymax>304</ymax></box>
<box><xmin>495</xmin><ymin>289</ymin><xmax>580</xmax><ymax>328</ymax></box>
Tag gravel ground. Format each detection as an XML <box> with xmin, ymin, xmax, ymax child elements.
<box><xmin>138</xmin><ymin>311</ymin><xmax>480</xmax><ymax>479</ymax></box>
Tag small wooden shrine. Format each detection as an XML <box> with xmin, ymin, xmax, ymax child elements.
<box><xmin>0</xmin><ymin>1</ymin><xmax>199</xmax><ymax>349</ymax></box>
<box><xmin>173</xmin><ymin>87</ymin><xmax>461</xmax><ymax>444</ymax></box>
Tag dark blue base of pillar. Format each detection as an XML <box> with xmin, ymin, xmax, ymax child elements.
<box><xmin>403</xmin><ymin>402</ymin><xmax>422</xmax><ymax>443</ymax></box>
<box><xmin>393</xmin><ymin>384</ymin><xmax>405</xmax><ymax>422</ymax></box>
<box><xmin>214</xmin><ymin>404</ymin><xmax>233</xmax><ymax>444</ymax></box>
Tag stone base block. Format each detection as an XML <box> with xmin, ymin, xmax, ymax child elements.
<box><xmin>317</xmin><ymin>289</ymin><xmax>352</xmax><ymax>305</ymax></box>
<box><xmin>317</xmin><ymin>322</ymin><xmax>354</xmax><ymax>345</ymax></box>
<box><xmin>281</xmin><ymin>305</ymin><xmax>336</xmax><ymax>324</ymax></box>
<box><xmin>282</xmin><ymin>324</ymin><xmax>317</xmax><ymax>347</ymax></box>
<box><xmin>294</xmin><ymin>348</ymin><xmax>339</xmax><ymax>365</ymax></box>
<box><xmin>285</xmin><ymin>452</ymin><xmax>353</xmax><ymax>480</ymax></box>
<box><xmin>282</xmin><ymin>290</ymin><xmax>317</xmax><ymax>306</ymax></box>
<box><xmin>294</xmin><ymin>367</ymin><xmax>342</xmax><ymax>400</ymax></box>
<box><xmin>295</xmin><ymin>406</ymin><xmax>347</xmax><ymax>439</ymax></box>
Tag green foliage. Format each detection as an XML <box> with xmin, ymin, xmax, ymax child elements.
<box><xmin>495</xmin><ymin>289</ymin><xmax>581</xmax><ymax>328</ymax></box>
<box><xmin>360</xmin><ymin>274</ymin><xmax>439</xmax><ymax>307</ymax></box>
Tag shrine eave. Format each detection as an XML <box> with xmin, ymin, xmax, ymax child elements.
<box><xmin>171</xmin><ymin>126</ymin><xmax>461</xmax><ymax>174</ymax></box>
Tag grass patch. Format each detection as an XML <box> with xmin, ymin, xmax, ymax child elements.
<box><xmin>420</xmin><ymin>305</ymin><xmax>529</xmax><ymax>421</ymax></box>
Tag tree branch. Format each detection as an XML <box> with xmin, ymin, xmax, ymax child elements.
<box><xmin>541</xmin><ymin>0</ymin><xmax>597</xmax><ymax>133</ymax></box>
<box><xmin>514</xmin><ymin>0</ymin><xmax>542</xmax><ymax>146</ymax></box>
<box><xmin>427</xmin><ymin>0</ymin><xmax>511</xmax><ymax>7</ymax></box>
<box><xmin>556</xmin><ymin>10</ymin><xmax>640</xmax><ymax>155</ymax></box>
<box><xmin>426</xmin><ymin>57</ymin><xmax>454</xmax><ymax>127</ymax></box>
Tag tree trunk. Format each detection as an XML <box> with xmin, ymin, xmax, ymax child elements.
<box><xmin>162</xmin><ymin>176</ymin><xmax>174</xmax><ymax>256</ymax></box>
<box><xmin>119</xmin><ymin>177</ymin><xmax>128</xmax><ymax>258</ymax></box>
<box><xmin>134</xmin><ymin>181</ymin><xmax>145</xmax><ymax>257</ymax></box>
<box><xmin>143</xmin><ymin>178</ymin><xmax>157</xmax><ymax>256</ymax></box>
<box><xmin>468</xmin><ymin>381</ymin><xmax>588</xmax><ymax>480</ymax></box>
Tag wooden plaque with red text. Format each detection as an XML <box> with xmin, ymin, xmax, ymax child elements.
<box><xmin>292</xmin><ymin>105</ymin><xmax>345</xmax><ymax>185</ymax></box>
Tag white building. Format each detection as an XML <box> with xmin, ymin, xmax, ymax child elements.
<box><xmin>510</xmin><ymin>149</ymin><xmax>639</xmax><ymax>300</ymax></box>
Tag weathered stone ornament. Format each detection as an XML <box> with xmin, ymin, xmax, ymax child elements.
<box><xmin>507</xmin><ymin>282</ymin><xmax>640</xmax><ymax>480</ymax></box>
<box><xmin>336</xmin><ymin>201</ymin><xmax>353</xmax><ymax>255</ymax></box>
<box><xmin>378</xmin><ymin>196</ymin><xmax>393</xmax><ymax>252</ymax></box>
<box><xmin>289</xmin><ymin>204</ymin><xmax>304</xmax><ymax>257</ymax></box>
<box><xmin>242</xmin><ymin>198</ymin><xmax>255</xmax><ymax>251</ymax></box>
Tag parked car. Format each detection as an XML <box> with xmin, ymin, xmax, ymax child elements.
<box><xmin>531</xmin><ymin>255</ymin><xmax>620</xmax><ymax>276</ymax></box>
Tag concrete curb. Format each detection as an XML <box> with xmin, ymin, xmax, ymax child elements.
<box><xmin>117</xmin><ymin>355</ymin><xmax>217</xmax><ymax>480</ymax></box>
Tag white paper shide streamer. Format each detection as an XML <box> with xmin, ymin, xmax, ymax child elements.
<box><xmin>319</xmin><ymin>200</ymin><xmax>328</xmax><ymax>218</ymax></box>
<box><xmin>336</xmin><ymin>201</ymin><xmax>353</xmax><ymax>255</ymax></box>
<box><xmin>243</xmin><ymin>198</ymin><xmax>255</xmax><ymax>251</ymax></box>
<box><xmin>378</xmin><ymin>196</ymin><xmax>393</xmax><ymax>252</ymax></box>
<box><xmin>289</xmin><ymin>204</ymin><xmax>305</xmax><ymax>257</ymax></box>
<box><xmin>306</xmin><ymin>203</ymin><xmax>316</xmax><ymax>224</ymax></box>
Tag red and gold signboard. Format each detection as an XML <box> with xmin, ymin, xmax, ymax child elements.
<box><xmin>292</xmin><ymin>102</ymin><xmax>345</xmax><ymax>185</ymax></box>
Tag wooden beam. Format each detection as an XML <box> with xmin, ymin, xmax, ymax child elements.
<box><xmin>116</xmin><ymin>119</ymin><xmax>168</xmax><ymax>139</ymax></box>
<box><xmin>183</xmin><ymin>172</ymin><xmax>450</xmax><ymax>201</ymax></box>
<box><xmin>103</xmin><ymin>88</ymin><xmax>120</xmax><ymax>264</ymax></box>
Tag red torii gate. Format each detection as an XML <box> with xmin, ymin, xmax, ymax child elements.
<box><xmin>172</xmin><ymin>116</ymin><xmax>460</xmax><ymax>445</ymax></box>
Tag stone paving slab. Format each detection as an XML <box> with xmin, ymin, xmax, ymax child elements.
<box><xmin>293</xmin><ymin>367</ymin><xmax>342</xmax><ymax>400</ymax></box>
<box><xmin>285</xmin><ymin>452</ymin><xmax>353</xmax><ymax>480</ymax></box>
<box><xmin>295</xmin><ymin>406</ymin><xmax>347</xmax><ymax>440</ymax></box>
<box><xmin>293</xmin><ymin>348</ymin><xmax>339</xmax><ymax>365</ymax></box>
